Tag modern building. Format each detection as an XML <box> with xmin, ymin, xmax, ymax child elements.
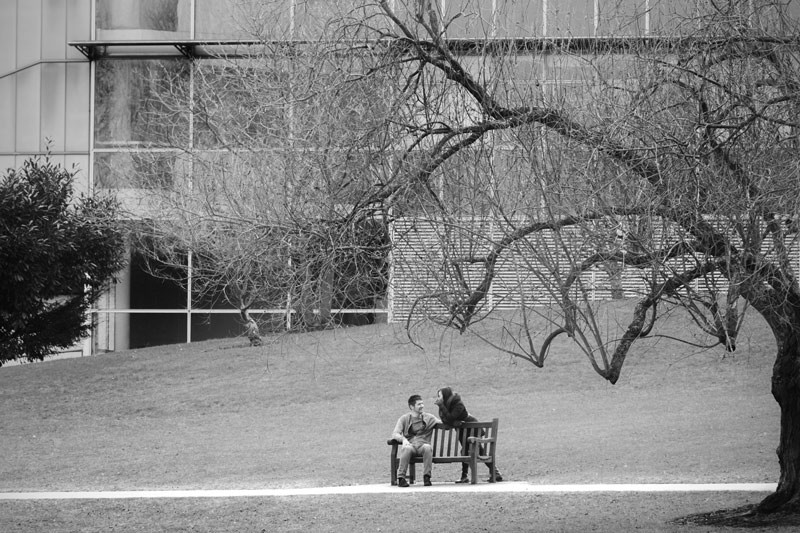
<box><xmin>4</xmin><ymin>1</ymin><xmax>798</xmax><ymax>354</ymax></box>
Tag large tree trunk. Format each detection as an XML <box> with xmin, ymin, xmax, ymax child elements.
<box><xmin>759</xmin><ymin>328</ymin><xmax>800</xmax><ymax>513</ymax></box>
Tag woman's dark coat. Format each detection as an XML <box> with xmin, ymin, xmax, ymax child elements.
<box><xmin>437</xmin><ymin>386</ymin><xmax>478</xmax><ymax>428</ymax></box>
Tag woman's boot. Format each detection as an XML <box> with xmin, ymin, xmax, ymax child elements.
<box><xmin>486</xmin><ymin>462</ymin><xmax>503</xmax><ymax>482</ymax></box>
<box><xmin>454</xmin><ymin>463</ymin><xmax>470</xmax><ymax>483</ymax></box>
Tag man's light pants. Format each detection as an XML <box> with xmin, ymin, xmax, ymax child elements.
<box><xmin>397</xmin><ymin>442</ymin><xmax>433</xmax><ymax>479</ymax></box>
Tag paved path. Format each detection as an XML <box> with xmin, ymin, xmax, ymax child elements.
<box><xmin>0</xmin><ymin>483</ymin><xmax>777</xmax><ymax>500</ymax></box>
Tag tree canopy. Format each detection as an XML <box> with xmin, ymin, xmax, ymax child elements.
<box><xmin>0</xmin><ymin>156</ymin><xmax>126</xmax><ymax>365</ymax></box>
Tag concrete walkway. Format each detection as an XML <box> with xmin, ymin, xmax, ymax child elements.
<box><xmin>0</xmin><ymin>482</ymin><xmax>777</xmax><ymax>500</ymax></box>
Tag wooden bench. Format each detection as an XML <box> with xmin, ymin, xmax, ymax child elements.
<box><xmin>387</xmin><ymin>418</ymin><xmax>499</xmax><ymax>485</ymax></box>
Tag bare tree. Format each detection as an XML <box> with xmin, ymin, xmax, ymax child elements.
<box><xmin>125</xmin><ymin>0</ymin><xmax>800</xmax><ymax>514</ymax></box>
<box><xmin>347</xmin><ymin>0</ymin><xmax>800</xmax><ymax>515</ymax></box>
<box><xmin>127</xmin><ymin>26</ymin><xmax>394</xmax><ymax>331</ymax></box>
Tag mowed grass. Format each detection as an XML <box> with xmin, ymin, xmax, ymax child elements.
<box><xmin>0</xmin><ymin>304</ymin><xmax>790</xmax><ymax>531</ymax></box>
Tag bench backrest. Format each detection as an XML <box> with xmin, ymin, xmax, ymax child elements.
<box><xmin>430</xmin><ymin>418</ymin><xmax>499</xmax><ymax>458</ymax></box>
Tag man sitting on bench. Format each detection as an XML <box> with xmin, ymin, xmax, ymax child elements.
<box><xmin>390</xmin><ymin>394</ymin><xmax>442</xmax><ymax>487</ymax></box>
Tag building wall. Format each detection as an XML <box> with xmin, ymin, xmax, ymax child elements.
<box><xmin>0</xmin><ymin>0</ymin><xmax>92</xmax><ymax>187</ymax></box>
<box><xmin>4</xmin><ymin>1</ymin><xmax>798</xmax><ymax>351</ymax></box>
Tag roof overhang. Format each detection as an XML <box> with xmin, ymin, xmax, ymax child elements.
<box><xmin>69</xmin><ymin>40</ymin><xmax>267</xmax><ymax>60</ymax></box>
<box><xmin>70</xmin><ymin>35</ymin><xmax>778</xmax><ymax>61</ymax></box>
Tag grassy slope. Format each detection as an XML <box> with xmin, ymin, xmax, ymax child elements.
<box><xmin>0</xmin><ymin>304</ymin><xmax>787</xmax><ymax>531</ymax></box>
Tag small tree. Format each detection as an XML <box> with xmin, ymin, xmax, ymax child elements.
<box><xmin>0</xmin><ymin>156</ymin><xmax>126</xmax><ymax>365</ymax></box>
<box><xmin>127</xmin><ymin>36</ymin><xmax>394</xmax><ymax>331</ymax></box>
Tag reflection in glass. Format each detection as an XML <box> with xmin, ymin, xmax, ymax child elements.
<box><xmin>195</xmin><ymin>0</ymin><xmax>291</xmax><ymax>40</ymax></box>
<box><xmin>547</xmin><ymin>0</ymin><xmax>595</xmax><ymax>37</ymax></box>
<box><xmin>193</xmin><ymin>59</ymin><xmax>289</xmax><ymax>149</ymax></box>
<box><xmin>94</xmin><ymin>151</ymin><xmax>177</xmax><ymax>189</ymax></box>
<box><xmin>96</xmin><ymin>0</ymin><xmax>187</xmax><ymax>35</ymax></box>
<box><xmin>443</xmin><ymin>0</ymin><xmax>495</xmax><ymax>39</ymax></box>
<box><xmin>495</xmin><ymin>0</ymin><xmax>543</xmax><ymax>38</ymax></box>
<box><xmin>94</xmin><ymin>59</ymin><xmax>190</xmax><ymax>147</ymax></box>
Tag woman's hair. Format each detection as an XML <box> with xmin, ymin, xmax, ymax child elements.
<box><xmin>438</xmin><ymin>387</ymin><xmax>453</xmax><ymax>402</ymax></box>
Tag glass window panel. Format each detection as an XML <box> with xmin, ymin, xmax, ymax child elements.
<box><xmin>96</xmin><ymin>0</ymin><xmax>139</xmax><ymax>30</ymax></box>
<box><xmin>499</xmin><ymin>53</ymin><xmax>546</xmax><ymax>107</ymax></box>
<box><xmin>43</xmin><ymin>0</ymin><xmax>68</xmax><ymax>60</ymax></box>
<box><xmin>750</xmin><ymin>2</ymin><xmax>793</xmax><ymax>35</ymax></box>
<box><xmin>16</xmin><ymin>0</ymin><xmax>42</xmax><ymax>66</ymax></box>
<box><xmin>95</xmin><ymin>59</ymin><xmax>190</xmax><ymax>148</ymax></box>
<box><xmin>293</xmin><ymin>0</ymin><xmax>359</xmax><ymax>39</ymax></box>
<box><xmin>547</xmin><ymin>0</ymin><xmax>595</xmax><ymax>37</ymax></box>
<box><xmin>783</xmin><ymin>0</ymin><xmax>800</xmax><ymax>32</ymax></box>
<box><xmin>650</xmin><ymin>0</ymin><xmax>697</xmax><ymax>35</ymax></box>
<box><xmin>130</xmin><ymin>314</ymin><xmax>187</xmax><ymax>347</ymax></box>
<box><xmin>16</xmin><ymin>66</ymin><xmax>41</xmax><ymax>153</ymax></box>
<box><xmin>597</xmin><ymin>0</ymin><xmax>648</xmax><ymax>36</ymax></box>
<box><xmin>495</xmin><ymin>0</ymin><xmax>543</xmax><ymax>38</ymax></box>
<box><xmin>67</xmin><ymin>0</ymin><xmax>92</xmax><ymax>60</ymax></box>
<box><xmin>66</xmin><ymin>62</ymin><xmax>90</xmax><ymax>151</ymax></box>
<box><xmin>542</xmin><ymin>52</ymin><xmax>594</xmax><ymax>82</ymax></box>
<box><xmin>139</xmin><ymin>0</ymin><xmax>181</xmax><ymax>31</ymax></box>
<box><xmin>193</xmin><ymin>59</ymin><xmax>289</xmax><ymax>149</ymax></box>
<box><xmin>93</xmin><ymin>150</ymin><xmax>177</xmax><ymax>189</ymax></box>
<box><xmin>383</xmin><ymin>0</ymin><xmax>429</xmax><ymax>32</ymax></box>
<box><xmin>196</xmin><ymin>0</ymin><xmax>291</xmax><ymax>39</ymax></box>
<box><xmin>444</xmin><ymin>0</ymin><xmax>494</xmax><ymax>38</ymax></box>
<box><xmin>291</xmin><ymin>57</ymin><xmax>394</xmax><ymax>149</ymax></box>
<box><xmin>0</xmin><ymin>76</ymin><xmax>14</xmax><ymax>151</ymax></box>
<box><xmin>191</xmin><ymin>313</ymin><xmax>245</xmax><ymax>342</ymax></box>
<box><xmin>96</xmin><ymin>0</ymin><xmax>190</xmax><ymax>39</ymax></box>
<box><xmin>440</xmin><ymin>145</ymin><xmax>498</xmax><ymax>214</ymax></box>
<box><xmin>40</xmin><ymin>63</ymin><xmax>66</xmax><ymax>152</ymax></box>
<box><xmin>0</xmin><ymin>1</ymin><xmax>17</xmax><ymax>73</ymax></box>
<box><xmin>189</xmin><ymin>150</ymin><xmax>288</xmax><ymax>213</ymax></box>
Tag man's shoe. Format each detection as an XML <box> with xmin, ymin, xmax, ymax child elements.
<box><xmin>487</xmin><ymin>474</ymin><xmax>503</xmax><ymax>483</ymax></box>
<box><xmin>454</xmin><ymin>476</ymin><xmax>470</xmax><ymax>484</ymax></box>
<box><xmin>397</xmin><ymin>477</ymin><xmax>409</xmax><ymax>487</ymax></box>
<box><xmin>423</xmin><ymin>475</ymin><xmax>432</xmax><ymax>486</ymax></box>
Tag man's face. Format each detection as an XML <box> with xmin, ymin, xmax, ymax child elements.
<box><xmin>410</xmin><ymin>399</ymin><xmax>424</xmax><ymax>414</ymax></box>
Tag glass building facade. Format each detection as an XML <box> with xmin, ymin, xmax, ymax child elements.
<box><xmin>4</xmin><ymin>1</ymin><xmax>797</xmax><ymax>354</ymax></box>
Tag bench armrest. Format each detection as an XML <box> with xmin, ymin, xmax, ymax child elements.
<box><xmin>467</xmin><ymin>436</ymin><xmax>496</xmax><ymax>445</ymax></box>
<box><xmin>387</xmin><ymin>439</ymin><xmax>400</xmax><ymax>446</ymax></box>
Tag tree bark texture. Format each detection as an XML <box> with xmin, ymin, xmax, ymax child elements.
<box><xmin>760</xmin><ymin>329</ymin><xmax>800</xmax><ymax>513</ymax></box>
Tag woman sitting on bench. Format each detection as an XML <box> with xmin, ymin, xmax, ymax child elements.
<box><xmin>435</xmin><ymin>387</ymin><xmax>503</xmax><ymax>483</ymax></box>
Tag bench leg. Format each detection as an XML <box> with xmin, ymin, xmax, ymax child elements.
<box><xmin>409</xmin><ymin>462</ymin><xmax>416</xmax><ymax>484</ymax></box>
<box><xmin>390</xmin><ymin>446</ymin><xmax>398</xmax><ymax>486</ymax></box>
<box><xmin>470</xmin><ymin>456</ymin><xmax>478</xmax><ymax>484</ymax></box>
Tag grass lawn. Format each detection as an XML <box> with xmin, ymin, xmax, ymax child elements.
<box><xmin>0</xmin><ymin>304</ymin><xmax>792</xmax><ymax>531</ymax></box>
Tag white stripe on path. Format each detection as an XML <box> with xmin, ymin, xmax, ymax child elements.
<box><xmin>0</xmin><ymin>483</ymin><xmax>777</xmax><ymax>500</ymax></box>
